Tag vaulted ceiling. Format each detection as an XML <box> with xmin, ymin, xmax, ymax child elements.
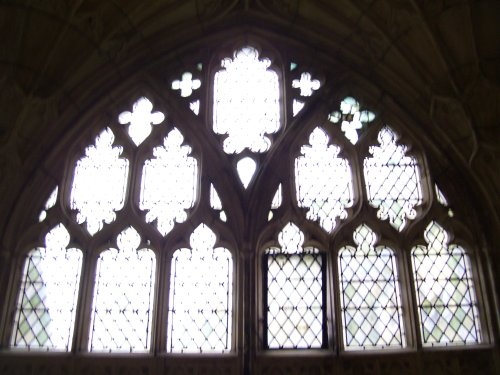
<box><xmin>0</xmin><ymin>0</ymin><xmax>498</xmax><ymax>243</ymax></box>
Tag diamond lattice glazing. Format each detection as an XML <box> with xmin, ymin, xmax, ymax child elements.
<box><xmin>412</xmin><ymin>222</ymin><xmax>481</xmax><ymax>346</ymax></box>
<box><xmin>339</xmin><ymin>224</ymin><xmax>405</xmax><ymax>350</ymax></box>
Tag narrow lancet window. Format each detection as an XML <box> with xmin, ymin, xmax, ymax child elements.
<box><xmin>11</xmin><ymin>224</ymin><xmax>82</xmax><ymax>351</ymax></box>
<box><xmin>167</xmin><ymin>224</ymin><xmax>233</xmax><ymax>352</ymax></box>
<box><xmin>339</xmin><ymin>224</ymin><xmax>405</xmax><ymax>350</ymax></box>
<box><xmin>412</xmin><ymin>222</ymin><xmax>481</xmax><ymax>346</ymax></box>
<box><xmin>213</xmin><ymin>46</ymin><xmax>280</xmax><ymax>154</ymax></box>
<box><xmin>264</xmin><ymin>223</ymin><xmax>325</xmax><ymax>349</ymax></box>
<box><xmin>295</xmin><ymin>127</ymin><xmax>353</xmax><ymax>232</ymax></box>
<box><xmin>89</xmin><ymin>227</ymin><xmax>156</xmax><ymax>352</ymax></box>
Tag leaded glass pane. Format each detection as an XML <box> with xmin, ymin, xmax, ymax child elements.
<box><xmin>295</xmin><ymin>127</ymin><xmax>353</xmax><ymax>233</ymax></box>
<box><xmin>292</xmin><ymin>72</ymin><xmax>320</xmax><ymax>96</ymax></box>
<box><xmin>171</xmin><ymin>72</ymin><xmax>201</xmax><ymax>98</ymax></box>
<box><xmin>167</xmin><ymin>224</ymin><xmax>233</xmax><ymax>353</ymax></box>
<box><xmin>39</xmin><ymin>186</ymin><xmax>58</xmax><ymax>222</ymax></box>
<box><xmin>11</xmin><ymin>224</ymin><xmax>82</xmax><ymax>351</ymax></box>
<box><xmin>118</xmin><ymin>97</ymin><xmax>165</xmax><ymax>146</ymax></box>
<box><xmin>435</xmin><ymin>184</ymin><xmax>449</xmax><ymax>206</ymax></box>
<box><xmin>236</xmin><ymin>156</ymin><xmax>256</xmax><ymax>188</ymax></box>
<box><xmin>272</xmin><ymin>184</ymin><xmax>282</xmax><ymax>209</ymax></box>
<box><xmin>213</xmin><ymin>46</ymin><xmax>280</xmax><ymax>154</ymax></box>
<box><xmin>89</xmin><ymin>227</ymin><xmax>156</xmax><ymax>352</ymax></box>
<box><xmin>265</xmin><ymin>223</ymin><xmax>324</xmax><ymax>349</ymax></box>
<box><xmin>363</xmin><ymin>126</ymin><xmax>422</xmax><ymax>231</ymax></box>
<box><xmin>339</xmin><ymin>224</ymin><xmax>405</xmax><ymax>350</ymax></box>
<box><xmin>412</xmin><ymin>222</ymin><xmax>481</xmax><ymax>346</ymax></box>
<box><xmin>70</xmin><ymin>128</ymin><xmax>129</xmax><ymax>235</ymax></box>
<box><xmin>140</xmin><ymin>128</ymin><xmax>198</xmax><ymax>236</ymax></box>
<box><xmin>328</xmin><ymin>97</ymin><xmax>375</xmax><ymax>144</ymax></box>
<box><xmin>210</xmin><ymin>184</ymin><xmax>227</xmax><ymax>222</ymax></box>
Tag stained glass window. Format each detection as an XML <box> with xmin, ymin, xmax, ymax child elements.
<box><xmin>89</xmin><ymin>227</ymin><xmax>156</xmax><ymax>352</ymax></box>
<box><xmin>264</xmin><ymin>223</ymin><xmax>325</xmax><ymax>349</ymax></box>
<box><xmin>339</xmin><ymin>225</ymin><xmax>405</xmax><ymax>350</ymax></box>
<box><xmin>412</xmin><ymin>222</ymin><xmax>481</xmax><ymax>346</ymax></box>
<box><xmin>167</xmin><ymin>224</ymin><xmax>233</xmax><ymax>353</ymax></box>
<box><xmin>364</xmin><ymin>126</ymin><xmax>422</xmax><ymax>231</ymax></box>
<box><xmin>11</xmin><ymin>225</ymin><xmax>82</xmax><ymax>351</ymax></box>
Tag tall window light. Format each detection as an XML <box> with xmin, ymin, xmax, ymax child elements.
<box><xmin>10</xmin><ymin>225</ymin><xmax>82</xmax><ymax>351</ymax></box>
<box><xmin>338</xmin><ymin>225</ymin><xmax>405</xmax><ymax>350</ymax></box>
<box><xmin>167</xmin><ymin>224</ymin><xmax>233</xmax><ymax>353</ymax></box>
<box><xmin>264</xmin><ymin>223</ymin><xmax>325</xmax><ymax>349</ymax></box>
<box><xmin>89</xmin><ymin>227</ymin><xmax>156</xmax><ymax>352</ymax></box>
<box><xmin>412</xmin><ymin>222</ymin><xmax>481</xmax><ymax>346</ymax></box>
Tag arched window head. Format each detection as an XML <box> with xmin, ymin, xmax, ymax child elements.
<box><xmin>364</xmin><ymin>126</ymin><xmax>422</xmax><ymax>231</ymax></box>
<box><xmin>213</xmin><ymin>46</ymin><xmax>280</xmax><ymax>154</ymax></box>
<box><xmin>167</xmin><ymin>224</ymin><xmax>233</xmax><ymax>353</ymax></box>
<box><xmin>412</xmin><ymin>222</ymin><xmax>481</xmax><ymax>346</ymax></box>
<box><xmin>295</xmin><ymin>127</ymin><xmax>354</xmax><ymax>233</ymax></box>
<box><xmin>139</xmin><ymin>128</ymin><xmax>198</xmax><ymax>236</ymax></box>
<box><xmin>11</xmin><ymin>224</ymin><xmax>82</xmax><ymax>351</ymax></box>
<box><xmin>89</xmin><ymin>227</ymin><xmax>156</xmax><ymax>352</ymax></box>
<box><xmin>338</xmin><ymin>224</ymin><xmax>405</xmax><ymax>350</ymax></box>
<box><xmin>70</xmin><ymin>128</ymin><xmax>129</xmax><ymax>235</ymax></box>
<box><xmin>264</xmin><ymin>223</ymin><xmax>325</xmax><ymax>349</ymax></box>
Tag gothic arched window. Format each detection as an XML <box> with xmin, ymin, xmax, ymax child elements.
<box><xmin>4</xmin><ymin>42</ymin><xmax>487</xmax><ymax>360</ymax></box>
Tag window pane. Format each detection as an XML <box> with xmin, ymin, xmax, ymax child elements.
<box><xmin>167</xmin><ymin>224</ymin><xmax>233</xmax><ymax>352</ymax></box>
<box><xmin>328</xmin><ymin>96</ymin><xmax>375</xmax><ymax>144</ymax></box>
<box><xmin>265</xmin><ymin>223</ymin><xmax>325</xmax><ymax>349</ymax></box>
<box><xmin>140</xmin><ymin>128</ymin><xmax>198</xmax><ymax>236</ymax></box>
<box><xmin>118</xmin><ymin>97</ymin><xmax>165</xmax><ymax>146</ymax></box>
<box><xmin>412</xmin><ymin>222</ymin><xmax>481</xmax><ymax>346</ymax></box>
<box><xmin>70</xmin><ymin>128</ymin><xmax>129</xmax><ymax>235</ymax></box>
<box><xmin>213</xmin><ymin>46</ymin><xmax>280</xmax><ymax>154</ymax></box>
<box><xmin>363</xmin><ymin>126</ymin><xmax>422</xmax><ymax>231</ymax></box>
<box><xmin>339</xmin><ymin>224</ymin><xmax>405</xmax><ymax>350</ymax></box>
<box><xmin>11</xmin><ymin>224</ymin><xmax>82</xmax><ymax>351</ymax></box>
<box><xmin>38</xmin><ymin>186</ymin><xmax>58</xmax><ymax>222</ymax></box>
<box><xmin>89</xmin><ymin>227</ymin><xmax>156</xmax><ymax>352</ymax></box>
<box><xmin>295</xmin><ymin>127</ymin><xmax>353</xmax><ymax>232</ymax></box>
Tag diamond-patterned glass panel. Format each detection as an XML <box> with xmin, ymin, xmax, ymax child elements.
<box><xmin>213</xmin><ymin>46</ymin><xmax>280</xmax><ymax>154</ymax></box>
<box><xmin>412</xmin><ymin>222</ymin><xmax>481</xmax><ymax>346</ymax></box>
<box><xmin>167</xmin><ymin>224</ymin><xmax>233</xmax><ymax>352</ymax></box>
<box><xmin>140</xmin><ymin>128</ymin><xmax>198</xmax><ymax>236</ymax></box>
<box><xmin>265</xmin><ymin>223</ymin><xmax>325</xmax><ymax>349</ymax></box>
<box><xmin>364</xmin><ymin>127</ymin><xmax>422</xmax><ymax>231</ymax></box>
<box><xmin>70</xmin><ymin>128</ymin><xmax>129</xmax><ymax>235</ymax></box>
<box><xmin>295</xmin><ymin>127</ymin><xmax>353</xmax><ymax>232</ymax></box>
<box><xmin>338</xmin><ymin>224</ymin><xmax>405</xmax><ymax>350</ymax></box>
<box><xmin>10</xmin><ymin>224</ymin><xmax>82</xmax><ymax>351</ymax></box>
<box><xmin>89</xmin><ymin>227</ymin><xmax>156</xmax><ymax>352</ymax></box>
